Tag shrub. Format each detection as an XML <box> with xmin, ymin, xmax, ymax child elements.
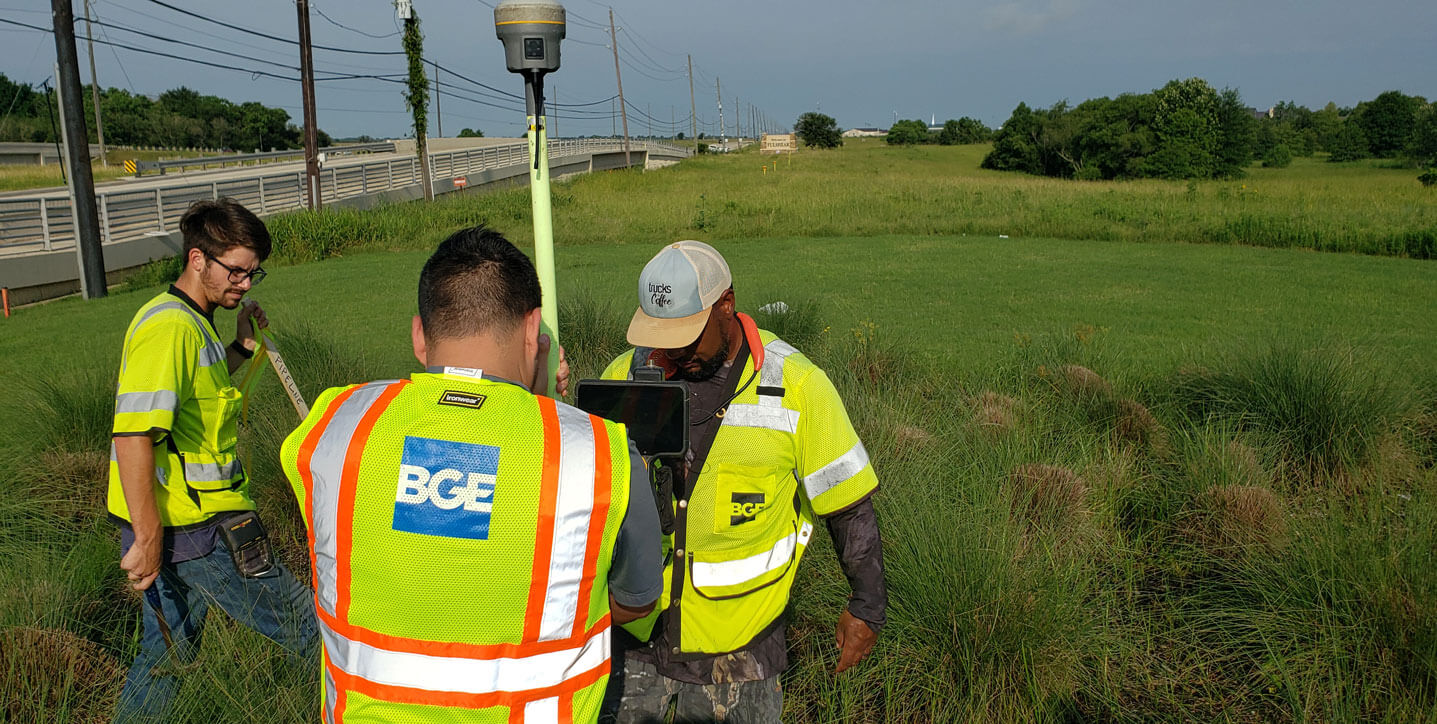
<box><xmin>1419</xmin><ymin>168</ymin><xmax>1437</xmax><ymax>187</ymax></box>
<box><xmin>1262</xmin><ymin>143</ymin><xmax>1293</xmax><ymax>168</ymax></box>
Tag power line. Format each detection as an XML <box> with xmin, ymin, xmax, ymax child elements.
<box><xmin>313</xmin><ymin>4</ymin><xmax>398</xmax><ymax>39</ymax></box>
<box><xmin>141</xmin><ymin>0</ymin><xmax>404</xmax><ymax>56</ymax></box>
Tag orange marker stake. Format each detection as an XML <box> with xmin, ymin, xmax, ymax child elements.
<box><xmin>2</xmin><ymin>287</ymin><xmax>9</xmax><ymax>318</ymax></box>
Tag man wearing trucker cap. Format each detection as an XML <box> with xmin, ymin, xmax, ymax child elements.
<box><xmin>601</xmin><ymin>241</ymin><xmax>887</xmax><ymax>722</ymax></box>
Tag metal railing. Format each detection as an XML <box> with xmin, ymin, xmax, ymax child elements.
<box><xmin>0</xmin><ymin>138</ymin><xmax>688</xmax><ymax>259</ymax></box>
<box><xmin>132</xmin><ymin>142</ymin><xmax>397</xmax><ymax>176</ymax></box>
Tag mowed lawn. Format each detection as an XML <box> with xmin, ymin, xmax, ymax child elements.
<box><xmin>2</xmin><ymin>231</ymin><xmax>1432</xmax><ymax>394</ymax></box>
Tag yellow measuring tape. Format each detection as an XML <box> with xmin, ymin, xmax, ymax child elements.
<box><xmin>237</xmin><ymin>326</ymin><xmax>311</xmax><ymax>426</ymax></box>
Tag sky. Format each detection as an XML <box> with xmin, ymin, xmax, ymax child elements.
<box><xmin>2</xmin><ymin>0</ymin><xmax>1435</xmax><ymax>140</ymax></box>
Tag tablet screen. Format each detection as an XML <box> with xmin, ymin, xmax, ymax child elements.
<box><xmin>574</xmin><ymin>380</ymin><xmax>688</xmax><ymax>457</ymax></box>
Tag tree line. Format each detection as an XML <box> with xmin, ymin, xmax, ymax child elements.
<box><xmin>0</xmin><ymin>73</ymin><xmax>331</xmax><ymax>152</ymax></box>
<box><xmin>980</xmin><ymin>79</ymin><xmax>1437</xmax><ymax>182</ymax></box>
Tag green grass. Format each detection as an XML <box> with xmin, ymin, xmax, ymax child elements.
<box><xmin>2</xmin><ymin>142</ymin><xmax>1434</xmax><ymax>722</ymax></box>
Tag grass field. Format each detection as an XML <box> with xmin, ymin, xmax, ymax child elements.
<box><xmin>1</xmin><ymin>142</ymin><xmax>1434</xmax><ymax>722</ymax></box>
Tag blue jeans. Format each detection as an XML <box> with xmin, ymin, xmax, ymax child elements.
<box><xmin>113</xmin><ymin>536</ymin><xmax>318</xmax><ymax>722</ymax></box>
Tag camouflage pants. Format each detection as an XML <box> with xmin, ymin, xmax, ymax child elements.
<box><xmin>613</xmin><ymin>657</ymin><xmax>783</xmax><ymax>724</ymax></box>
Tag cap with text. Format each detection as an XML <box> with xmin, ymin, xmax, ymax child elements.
<box><xmin>626</xmin><ymin>241</ymin><xmax>731</xmax><ymax>348</ymax></box>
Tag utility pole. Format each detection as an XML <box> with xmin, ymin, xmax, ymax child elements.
<box><xmin>430</xmin><ymin>60</ymin><xmax>442</xmax><ymax>137</ymax></box>
<box><xmin>82</xmin><ymin>0</ymin><xmax>105</xmax><ymax>166</ymax></box>
<box><xmin>552</xmin><ymin>85</ymin><xmax>558</xmax><ymax>139</ymax></box>
<box><xmin>734</xmin><ymin>96</ymin><xmax>740</xmax><ymax>142</ymax></box>
<box><xmin>715</xmin><ymin>77</ymin><xmax>725</xmax><ymax>146</ymax></box>
<box><xmin>51</xmin><ymin>0</ymin><xmax>105</xmax><ymax>299</ymax></box>
<box><xmin>671</xmin><ymin>105</ymin><xmax>675</xmax><ymax>142</ymax></box>
<box><xmin>608</xmin><ymin>9</ymin><xmax>631</xmax><ymax>166</ymax></box>
<box><xmin>687</xmin><ymin>54</ymin><xmax>696</xmax><ymax>143</ymax></box>
<box><xmin>647</xmin><ymin>102</ymin><xmax>651</xmax><ymax>138</ymax></box>
<box><xmin>296</xmin><ymin>0</ymin><xmax>321</xmax><ymax>209</ymax></box>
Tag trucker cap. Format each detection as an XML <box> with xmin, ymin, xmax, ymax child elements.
<box><xmin>626</xmin><ymin>241</ymin><xmax>732</xmax><ymax>348</ymax></box>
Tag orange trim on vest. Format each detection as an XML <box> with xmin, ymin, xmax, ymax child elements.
<box><xmin>524</xmin><ymin>396</ymin><xmax>563</xmax><ymax>641</ymax></box>
<box><xmin>296</xmin><ymin>384</ymin><xmax>363</xmax><ymax>599</ymax></box>
<box><xmin>326</xmin><ymin>655</ymin><xmax>609</xmax><ymax>712</ymax></box>
<box><xmin>559</xmin><ymin>693</ymin><xmax>575</xmax><ymax>724</ymax></box>
<box><xmin>333</xmin><ymin>688</ymin><xmax>348</xmax><ymax>724</ymax></box>
<box><xmin>737</xmin><ymin>312</ymin><xmax>764</xmax><ymax>371</ymax></box>
<box><xmin>335</xmin><ymin>381</ymin><xmax>409</xmax><ymax>625</ymax></box>
<box><xmin>572</xmin><ymin>415</ymin><xmax>613</xmax><ymax>639</ymax></box>
<box><xmin>318</xmin><ymin>606</ymin><xmax>611</xmax><ymax>660</ymax></box>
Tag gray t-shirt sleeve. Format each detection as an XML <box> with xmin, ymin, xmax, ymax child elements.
<box><xmin>607</xmin><ymin>439</ymin><xmax>664</xmax><ymax>607</ymax></box>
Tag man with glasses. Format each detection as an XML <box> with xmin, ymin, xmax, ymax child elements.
<box><xmin>110</xmin><ymin>198</ymin><xmax>316</xmax><ymax>721</ymax></box>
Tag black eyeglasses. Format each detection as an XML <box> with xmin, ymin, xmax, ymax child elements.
<box><xmin>203</xmin><ymin>250</ymin><xmax>267</xmax><ymax>285</ymax></box>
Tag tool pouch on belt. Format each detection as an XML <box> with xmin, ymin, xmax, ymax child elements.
<box><xmin>650</xmin><ymin>460</ymin><xmax>676</xmax><ymax>536</ymax></box>
<box><xmin>218</xmin><ymin>511</ymin><xmax>275</xmax><ymax>578</ymax></box>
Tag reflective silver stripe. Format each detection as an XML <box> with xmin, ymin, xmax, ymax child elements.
<box><xmin>758</xmin><ymin>340</ymin><xmax>796</xmax><ymax>408</ymax></box>
<box><xmin>196</xmin><ymin>339</ymin><xmax>226</xmax><ymax>368</ymax></box>
<box><xmin>307</xmin><ymin>382</ymin><xmax>399</xmax><ymax>617</ymax></box>
<box><xmin>723</xmin><ymin>403</ymin><xmax>800</xmax><ymax>434</ymax></box>
<box><xmin>110</xmin><ymin>441</ymin><xmax>117</xmax><ymax>463</ymax></box>
<box><xmin>690</xmin><ymin>532</ymin><xmax>797</xmax><ymax>588</ymax></box>
<box><xmin>124</xmin><ymin>300</ymin><xmax>226</xmax><ymax>370</ymax></box>
<box><xmin>115</xmin><ymin>390</ymin><xmax>179</xmax><ymax>416</ymax></box>
<box><xmin>539</xmin><ymin>403</ymin><xmax>600</xmax><ymax>642</ymax></box>
<box><xmin>321</xmin><ymin>618</ymin><xmax>610</xmax><ymax>697</ymax></box>
<box><xmin>802</xmin><ymin>441</ymin><xmax>871</xmax><ymax>500</ymax></box>
<box><xmin>183</xmin><ymin>458</ymin><xmax>243</xmax><ymax>482</ymax></box>
<box><xmin>323</xmin><ymin>666</ymin><xmax>337</xmax><ymax>724</ymax></box>
<box><xmin>525</xmin><ymin>698</ymin><xmax>559</xmax><ymax>723</ymax></box>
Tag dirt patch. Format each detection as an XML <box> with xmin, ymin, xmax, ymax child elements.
<box><xmin>970</xmin><ymin>391</ymin><xmax>1018</xmax><ymax>433</ymax></box>
<box><xmin>894</xmin><ymin>425</ymin><xmax>933</xmax><ymax>447</ymax></box>
<box><xmin>1114</xmin><ymin>399</ymin><xmax>1169</xmax><ymax>454</ymax></box>
<box><xmin>1008</xmin><ymin>463</ymin><xmax>1088</xmax><ymax>529</ymax></box>
<box><xmin>1181</xmin><ymin>485</ymin><xmax>1287</xmax><ymax>556</ymax></box>
<box><xmin>1056</xmin><ymin>364</ymin><xmax>1113</xmax><ymax>400</ymax></box>
<box><xmin>0</xmin><ymin>626</ymin><xmax>124</xmax><ymax>723</ymax></box>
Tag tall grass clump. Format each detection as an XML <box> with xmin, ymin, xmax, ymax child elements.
<box><xmin>557</xmin><ymin>285</ymin><xmax>629</xmax><ymax>379</ymax></box>
<box><xmin>1169</xmin><ymin>346</ymin><xmax>1408</xmax><ymax>481</ymax></box>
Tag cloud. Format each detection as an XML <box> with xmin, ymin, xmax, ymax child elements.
<box><xmin>984</xmin><ymin>0</ymin><xmax>1081</xmax><ymax>34</ymax></box>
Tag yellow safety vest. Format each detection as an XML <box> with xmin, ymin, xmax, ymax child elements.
<box><xmin>281</xmin><ymin>369</ymin><xmax>630</xmax><ymax>724</ymax></box>
<box><xmin>109</xmin><ymin>291</ymin><xmax>253</xmax><ymax>528</ymax></box>
<box><xmin>601</xmin><ymin>320</ymin><xmax>878</xmax><ymax>655</ymax></box>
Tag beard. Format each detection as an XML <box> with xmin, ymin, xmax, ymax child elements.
<box><xmin>202</xmin><ymin>274</ymin><xmax>244</xmax><ymax>310</ymax></box>
<box><xmin>675</xmin><ymin>333</ymin><xmax>730</xmax><ymax>382</ymax></box>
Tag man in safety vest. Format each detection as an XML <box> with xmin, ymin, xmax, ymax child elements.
<box><xmin>111</xmin><ymin>198</ymin><xmax>317</xmax><ymax>721</ymax></box>
<box><xmin>281</xmin><ymin>225</ymin><xmax>662</xmax><ymax>723</ymax></box>
<box><xmin>602</xmin><ymin>241</ymin><xmax>887</xmax><ymax>722</ymax></box>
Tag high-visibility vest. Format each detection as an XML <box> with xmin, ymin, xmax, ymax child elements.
<box><xmin>109</xmin><ymin>291</ymin><xmax>253</xmax><ymax>528</ymax></box>
<box><xmin>281</xmin><ymin>370</ymin><xmax>631</xmax><ymax>724</ymax></box>
<box><xmin>601</xmin><ymin>317</ymin><xmax>878</xmax><ymax>655</ymax></box>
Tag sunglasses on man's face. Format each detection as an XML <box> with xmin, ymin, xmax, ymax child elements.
<box><xmin>203</xmin><ymin>250</ymin><xmax>267</xmax><ymax>285</ymax></box>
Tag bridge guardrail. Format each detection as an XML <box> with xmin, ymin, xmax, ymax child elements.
<box><xmin>0</xmin><ymin>138</ymin><xmax>689</xmax><ymax>259</ymax></box>
<box><xmin>133</xmin><ymin>141</ymin><xmax>397</xmax><ymax>176</ymax></box>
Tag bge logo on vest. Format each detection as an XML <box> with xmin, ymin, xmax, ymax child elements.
<box><xmin>393</xmin><ymin>436</ymin><xmax>500</xmax><ymax>540</ymax></box>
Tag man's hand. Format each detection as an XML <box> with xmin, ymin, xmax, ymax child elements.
<box><xmin>835</xmin><ymin>609</ymin><xmax>878</xmax><ymax>673</ymax></box>
<box><xmin>532</xmin><ymin>335</ymin><xmax>570</xmax><ymax>397</ymax></box>
<box><xmin>235</xmin><ymin>299</ymin><xmax>269</xmax><ymax>352</ymax></box>
<box><xmin>121</xmin><ymin>536</ymin><xmax>162</xmax><ymax>591</ymax></box>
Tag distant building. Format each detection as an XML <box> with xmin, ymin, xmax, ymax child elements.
<box><xmin>1248</xmin><ymin>106</ymin><xmax>1275</xmax><ymax>120</ymax></box>
<box><xmin>841</xmin><ymin>127</ymin><xmax>886</xmax><ymax>138</ymax></box>
<box><xmin>761</xmin><ymin>133</ymin><xmax>797</xmax><ymax>154</ymax></box>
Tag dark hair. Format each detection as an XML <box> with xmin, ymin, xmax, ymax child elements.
<box><xmin>418</xmin><ymin>225</ymin><xmax>541</xmax><ymax>341</ymax></box>
<box><xmin>179</xmin><ymin>198</ymin><xmax>272</xmax><ymax>261</ymax></box>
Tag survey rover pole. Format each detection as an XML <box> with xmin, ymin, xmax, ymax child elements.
<box><xmin>525</xmin><ymin>73</ymin><xmax>561</xmax><ymax>393</ymax></box>
<box><xmin>496</xmin><ymin>0</ymin><xmax>566</xmax><ymax>396</ymax></box>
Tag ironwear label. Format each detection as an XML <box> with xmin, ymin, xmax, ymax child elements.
<box><xmin>393</xmin><ymin>436</ymin><xmax>499</xmax><ymax>540</ymax></box>
<box><xmin>438</xmin><ymin>390</ymin><xmax>486</xmax><ymax>409</ymax></box>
